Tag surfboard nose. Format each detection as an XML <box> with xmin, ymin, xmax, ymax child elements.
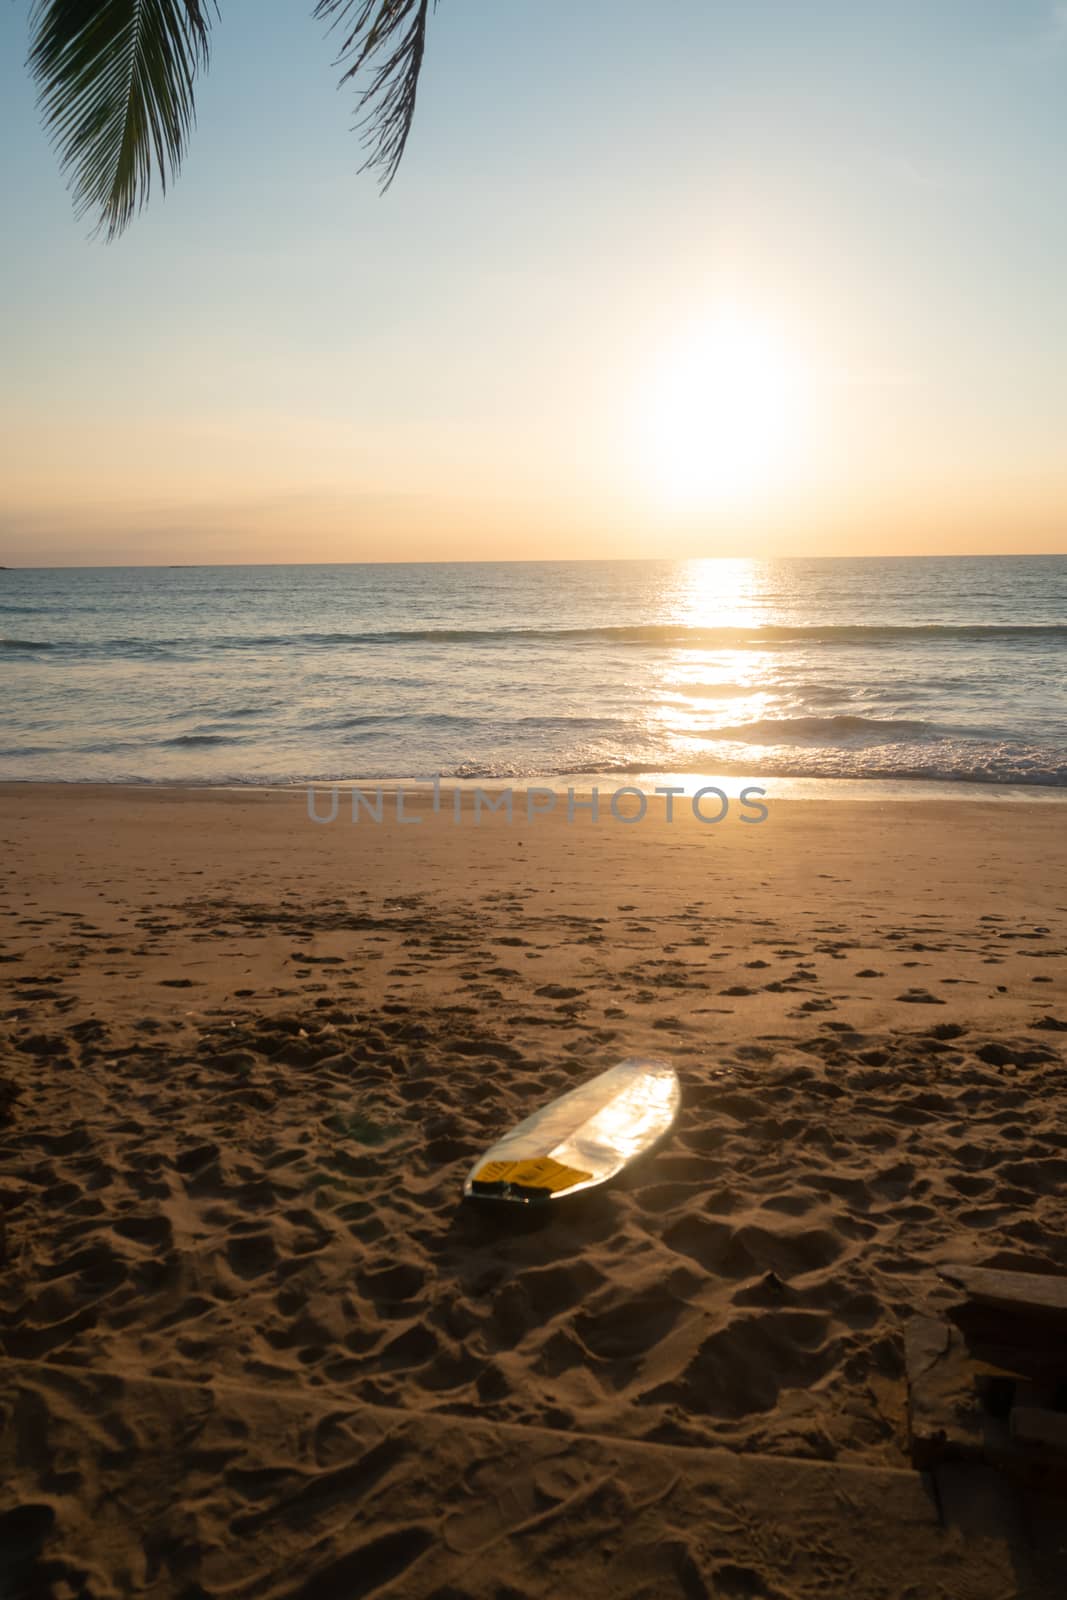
<box><xmin>462</xmin><ymin>1056</ymin><xmax>680</xmax><ymax>1205</ymax></box>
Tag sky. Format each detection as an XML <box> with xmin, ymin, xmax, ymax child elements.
<box><xmin>2</xmin><ymin>0</ymin><xmax>1067</xmax><ymax>564</ymax></box>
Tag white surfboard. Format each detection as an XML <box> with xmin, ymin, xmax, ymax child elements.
<box><xmin>463</xmin><ymin>1056</ymin><xmax>680</xmax><ymax>1204</ymax></box>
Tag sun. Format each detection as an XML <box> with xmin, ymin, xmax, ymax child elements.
<box><xmin>639</xmin><ymin>307</ymin><xmax>817</xmax><ymax>511</ymax></box>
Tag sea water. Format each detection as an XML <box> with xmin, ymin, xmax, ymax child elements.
<box><xmin>2</xmin><ymin>555</ymin><xmax>1065</xmax><ymax>789</ymax></box>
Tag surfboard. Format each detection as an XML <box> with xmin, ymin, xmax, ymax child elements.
<box><xmin>463</xmin><ymin>1056</ymin><xmax>680</xmax><ymax>1205</ymax></box>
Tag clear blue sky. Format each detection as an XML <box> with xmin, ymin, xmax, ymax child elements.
<box><xmin>2</xmin><ymin>0</ymin><xmax>1067</xmax><ymax>562</ymax></box>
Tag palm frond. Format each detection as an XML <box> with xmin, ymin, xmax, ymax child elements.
<box><xmin>314</xmin><ymin>0</ymin><xmax>434</xmax><ymax>191</ymax></box>
<box><xmin>28</xmin><ymin>0</ymin><xmax>217</xmax><ymax>239</ymax></box>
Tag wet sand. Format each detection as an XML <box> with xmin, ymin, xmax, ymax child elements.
<box><xmin>1</xmin><ymin>785</ymin><xmax>1066</xmax><ymax>1596</ymax></box>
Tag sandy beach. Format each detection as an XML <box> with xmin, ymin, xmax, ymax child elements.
<box><xmin>2</xmin><ymin>784</ymin><xmax>1066</xmax><ymax>1597</ymax></box>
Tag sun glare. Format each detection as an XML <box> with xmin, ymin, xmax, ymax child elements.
<box><xmin>640</xmin><ymin>308</ymin><xmax>818</xmax><ymax>511</ymax></box>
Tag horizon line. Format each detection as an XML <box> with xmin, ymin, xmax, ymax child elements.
<box><xmin>2</xmin><ymin>551</ymin><xmax>1066</xmax><ymax>571</ymax></box>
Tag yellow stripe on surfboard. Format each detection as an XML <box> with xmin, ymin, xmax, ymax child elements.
<box><xmin>473</xmin><ymin>1156</ymin><xmax>592</xmax><ymax>1193</ymax></box>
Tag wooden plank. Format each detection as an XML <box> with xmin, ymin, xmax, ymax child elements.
<box><xmin>939</xmin><ymin>1266</ymin><xmax>1067</xmax><ymax>1325</ymax></box>
<box><xmin>904</xmin><ymin>1315</ymin><xmax>987</xmax><ymax>1467</ymax></box>
<box><xmin>949</xmin><ymin>1314</ymin><xmax>1067</xmax><ymax>1379</ymax></box>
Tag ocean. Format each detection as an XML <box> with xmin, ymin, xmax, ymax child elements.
<box><xmin>1</xmin><ymin>555</ymin><xmax>1065</xmax><ymax>791</ymax></box>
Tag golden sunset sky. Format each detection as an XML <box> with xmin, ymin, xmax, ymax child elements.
<box><xmin>2</xmin><ymin>0</ymin><xmax>1066</xmax><ymax>563</ymax></box>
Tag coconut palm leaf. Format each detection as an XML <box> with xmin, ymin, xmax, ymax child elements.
<box><xmin>314</xmin><ymin>0</ymin><xmax>434</xmax><ymax>191</ymax></box>
<box><xmin>28</xmin><ymin>0</ymin><xmax>216</xmax><ymax>239</ymax></box>
<box><xmin>29</xmin><ymin>2</ymin><xmax>434</xmax><ymax>238</ymax></box>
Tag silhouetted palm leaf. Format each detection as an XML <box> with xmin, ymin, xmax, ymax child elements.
<box><xmin>314</xmin><ymin>0</ymin><xmax>435</xmax><ymax>190</ymax></box>
<box><xmin>28</xmin><ymin>1</ymin><xmax>435</xmax><ymax>237</ymax></box>
<box><xmin>29</xmin><ymin>0</ymin><xmax>216</xmax><ymax>239</ymax></box>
